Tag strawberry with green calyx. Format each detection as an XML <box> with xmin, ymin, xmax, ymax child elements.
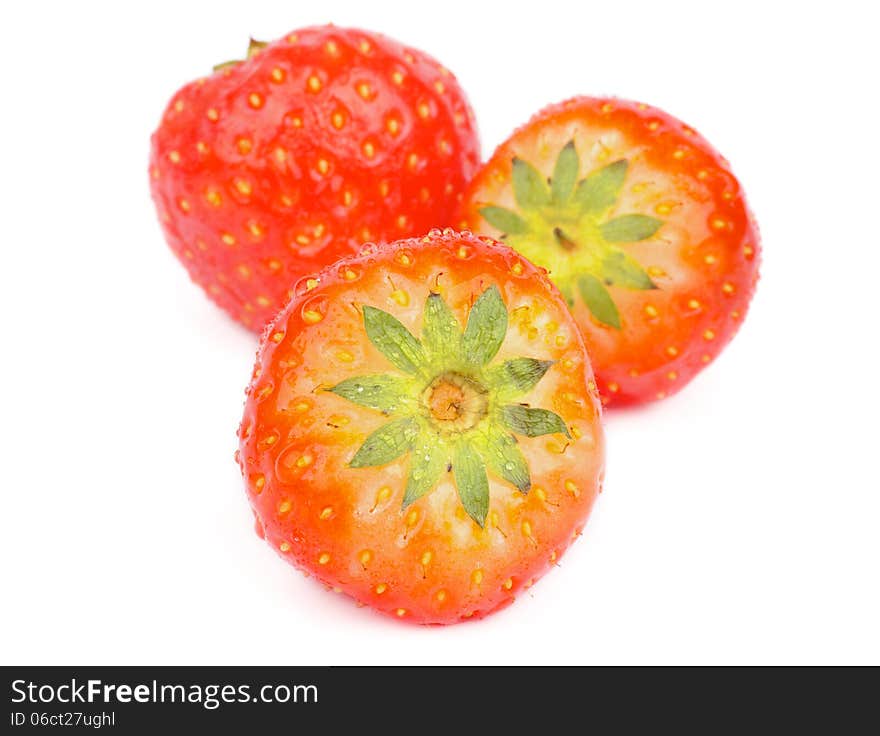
<box><xmin>460</xmin><ymin>97</ymin><xmax>760</xmax><ymax>406</ymax></box>
<box><xmin>238</xmin><ymin>229</ymin><xmax>605</xmax><ymax>624</ymax></box>
<box><xmin>150</xmin><ymin>25</ymin><xmax>479</xmax><ymax>331</ymax></box>
<box><xmin>331</xmin><ymin>285</ymin><xmax>569</xmax><ymax>526</ymax></box>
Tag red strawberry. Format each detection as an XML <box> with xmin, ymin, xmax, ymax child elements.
<box><xmin>458</xmin><ymin>97</ymin><xmax>760</xmax><ymax>406</ymax></box>
<box><xmin>237</xmin><ymin>229</ymin><xmax>605</xmax><ymax>624</ymax></box>
<box><xmin>150</xmin><ymin>27</ymin><xmax>479</xmax><ymax>331</ymax></box>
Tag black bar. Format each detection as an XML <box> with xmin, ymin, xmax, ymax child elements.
<box><xmin>2</xmin><ymin>666</ymin><xmax>877</xmax><ymax>731</ymax></box>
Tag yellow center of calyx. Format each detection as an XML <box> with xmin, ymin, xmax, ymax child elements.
<box><xmin>422</xmin><ymin>372</ymin><xmax>488</xmax><ymax>433</ymax></box>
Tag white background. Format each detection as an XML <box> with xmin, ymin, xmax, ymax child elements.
<box><xmin>2</xmin><ymin>0</ymin><xmax>878</xmax><ymax>665</ymax></box>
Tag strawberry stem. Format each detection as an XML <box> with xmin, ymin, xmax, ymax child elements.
<box><xmin>554</xmin><ymin>228</ymin><xmax>578</xmax><ymax>252</ymax></box>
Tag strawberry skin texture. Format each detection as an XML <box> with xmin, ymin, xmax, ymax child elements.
<box><xmin>458</xmin><ymin>97</ymin><xmax>760</xmax><ymax>406</ymax></box>
<box><xmin>150</xmin><ymin>27</ymin><xmax>480</xmax><ymax>331</ymax></box>
<box><xmin>237</xmin><ymin>230</ymin><xmax>605</xmax><ymax>624</ymax></box>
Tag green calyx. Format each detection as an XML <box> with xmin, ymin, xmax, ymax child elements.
<box><xmin>212</xmin><ymin>38</ymin><xmax>268</xmax><ymax>72</ymax></box>
<box><xmin>328</xmin><ymin>286</ymin><xmax>569</xmax><ymax>527</ymax></box>
<box><xmin>479</xmin><ymin>141</ymin><xmax>664</xmax><ymax>329</ymax></box>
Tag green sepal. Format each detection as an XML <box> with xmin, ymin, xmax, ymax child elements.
<box><xmin>600</xmin><ymin>214</ymin><xmax>663</xmax><ymax>243</ymax></box>
<box><xmin>484</xmin><ymin>358</ymin><xmax>554</xmax><ymax>399</ymax></box>
<box><xmin>422</xmin><ymin>292</ymin><xmax>462</xmax><ymax>364</ymax></box>
<box><xmin>475</xmin><ymin>426</ymin><xmax>530</xmax><ymax>493</ymax></box>
<box><xmin>462</xmin><ymin>286</ymin><xmax>508</xmax><ymax>366</ymax></box>
<box><xmin>500</xmin><ymin>404</ymin><xmax>570</xmax><ymax>439</ymax></box>
<box><xmin>578</xmin><ymin>274</ymin><xmax>621</xmax><ymax>329</ymax></box>
<box><xmin>247</xmin><ymin>38</ymin><xmax>268</xmax><ymax>58</ymax></box>
<box><xmin>453</xmin><ymin>441</ymin><xmax>490</xmax><ymax>527</ymax></box>
<box><xmin>403</xmin><ymin>433</ymin><xmax>448</xmax><ymax>508</ymax></box>
<box><xmin>350</xmin><ymin>417</ymin><xmax>419</xmax><ymax>468</ymax></box>
<box><xmin>362</xmin><ymin>305</ymin><xmax>426</xmax><ymax>376</ymax></box>
<box><xmin>601</xmin><ymin>251</ymin><xmax>657</xmax><ymax>290</ymax></box>
<box><xmin>479</xmin><ymin>206</ymin><xmax>528</xmax><ymax>235</ymax></box>
<box><xmin>574</xmin><ymin>159</ymin><xmax>628</xmax><ymax>215</ymax></box>
<box><xmin>551</xmin><ymin>140</ymin><xmax>579</xmax><ymax>204</ymax></box>
<box><xmin>328</xmin><ymin>375</ymin><xmax>412</xmax><ymax>415</ymax></box>
<box><xmin>512</xmin><ymin>157</ymin><xmax>551</xmax><ymax>211</ymax></box>
<box><xmin>213</xmin><ymin>38</ymin><xmax>268</xmax><ymax>71</ymax></box>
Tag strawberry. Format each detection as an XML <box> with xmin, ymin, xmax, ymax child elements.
<box><xmin>237</xmin><ymin>229</ymin><xmax>605</xmax><ymax>624</ymax></box>
<box><xmin>458</xmin><ymin>97</ymin><xmax>760</xmax><ymax>406</ymax></box>
<box><xmin>150</xmin><ymin>27</ymin><xmax>479</xmax><ymax>331</ymax></box>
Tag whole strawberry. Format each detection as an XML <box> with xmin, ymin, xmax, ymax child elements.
<box><xmin>150</xmin><ymin>27</ymin><xmax>480</xmax><ymax>330</ymax></box>
<box><xmin>238</xmin><ymin>229</ymin><xmax>605</xmax><ymax>624</ymax></box>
